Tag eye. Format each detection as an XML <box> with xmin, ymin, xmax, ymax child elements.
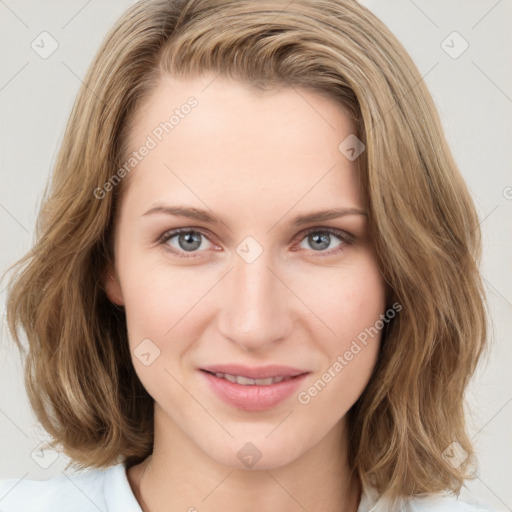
<box><xmin>159</xmin><ymin>228</ymin><xmax>214</xmax><ymax>258</ymax></box>
<box><xmin>295</xmin><ymin>228</ymin><xmax>351</xmax><ymax>255</ymax></box>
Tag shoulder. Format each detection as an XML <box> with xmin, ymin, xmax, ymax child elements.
<box><xmin>359</xmin><ymin>485</ymin><xmax>498</xmax><ymax>512</ymax></box>
<box><xmin>0</xmin><ymin>463</ymin><xmax>142</xmax><ymax>512</ymax></box>
<box><xmin>401</xmin><ymin>493</ymin><xmax>498</xmax><ymax>512</ymax></box>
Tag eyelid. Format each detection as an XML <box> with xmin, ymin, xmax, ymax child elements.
<box><xmin>290</xmin><ymin>226</ymin><xmax>353</xmax><ymax>257</ymax></box>
<box><xmin>157</xmin><ymin>226</ymin><xmax>216</xmax><ymax>245</ymax></box>
<box><xmin>157</xmin><ymin>227</ymin><xmax>219</xmax><ymax>258</ymax></box>
<box><xmin>294</xmin><ymin>226</ymin><xmax>354</xmax><ymax>244</ymax></box>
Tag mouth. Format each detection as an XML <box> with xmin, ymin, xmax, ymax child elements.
<box><xmin>201</xmin><ymin>370</ymin><xmax>297</xmax><ymax>386</ymax></box>
<box><xmin>200</xmin><ymin>363</ymin><xmax>309</xmax><ymax>380</ymax></box>
<box><xmin>199</xmin><ymin>365</ymin><xmax>310</xmax><ymax>412</ymax></box>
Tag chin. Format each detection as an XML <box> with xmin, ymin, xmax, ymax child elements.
<box><xmin>201</xmin><ymin>433</ymin><xmax>308</xmax><ymax>472</ymax></box>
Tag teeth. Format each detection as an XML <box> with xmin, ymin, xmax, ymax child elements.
<box><xmin>236</xmin><ymin>375</ymin><xmax>257</xmax><ymax>385</ymax></box>
<box><xmin>213</xmin><ymin>372</ymin><xmax>290</xmax><ymax>385</ymax></box>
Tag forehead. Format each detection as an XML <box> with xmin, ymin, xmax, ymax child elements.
<box><xmin>119</xmin><ymin>74</ymin><xmax>363</xmax><ymax>222</ymax></box>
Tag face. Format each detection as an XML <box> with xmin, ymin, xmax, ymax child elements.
<box><xmin>105</xmin><ymin>74</ymin><xmax>387</xmax><ymax>470</ymax></box>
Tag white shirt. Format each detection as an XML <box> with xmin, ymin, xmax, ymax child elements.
<box><xmin>0</xmin><ymin>463</ymin><xmax>497</xmax><ymax>512</ymax></box>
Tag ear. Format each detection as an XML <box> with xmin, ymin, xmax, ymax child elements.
<box><xmin>103</xmin><ymin>262</ymin><xmax>125</xmax><ymax>306</ymax></box>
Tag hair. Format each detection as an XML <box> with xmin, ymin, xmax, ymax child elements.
<box><xmin>4</xmin><ymin>0</ymin><xmax>488</xmax><ymax>505</ymax></box>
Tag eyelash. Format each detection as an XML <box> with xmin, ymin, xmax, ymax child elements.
<box><xmin>157</xmin><ymin>227</ymin><xmax>353</xmax><ymax>259</ymax></box>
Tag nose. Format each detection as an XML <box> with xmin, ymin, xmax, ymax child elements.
<box><xmin>217</xmin><ymin>249</ymin><xmax>294</xmax><ymax>352</ymax></box>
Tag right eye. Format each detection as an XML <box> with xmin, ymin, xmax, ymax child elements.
<box><xmin>159</xmin><ymin>228</ymin><xmax>216</xmax><ymax>258</ymax></box>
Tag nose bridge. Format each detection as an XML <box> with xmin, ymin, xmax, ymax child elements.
<box><xmin>217</xmin><ymin>245</ymin><xmax>291</xmax><ymax>350</ymax></box>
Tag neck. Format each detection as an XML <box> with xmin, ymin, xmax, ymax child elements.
<box><xmin>128</xmin><ymin>405</ymin><xmax>361</xmax><ymax>512</ymax></box>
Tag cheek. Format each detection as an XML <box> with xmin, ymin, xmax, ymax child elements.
<box><xmin>119</xmin><ymin>268</ymin><xmax>170</xmax><ymax>343</ymax></box>
<box><xmin>117</xmin><ymin>245</ymin><xmax>207</xmax><ymax>341</ymax></box>
<box><xmin>296</xmin><ymin>300</ymin><xmax>385</xmax><ymax>422</ymax></box>
<box><xmin>116</xmin><ymin>257</ymin><xmax>198</xmax><ymax>404</ymax></box>
<box><xmin>296</xmin><ymin>255</ymin><xmax>386</xmax><ymax>347</ymax></box>
<box><xmin>295</xmin><ymin>255</ymin><xmax>386</xmax><ymax>396</ymax></box>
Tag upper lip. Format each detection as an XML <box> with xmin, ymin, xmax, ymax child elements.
<box><xmin>200</xmin><ymin>364</ymin><xmax>309</xmax><ymax>379</ymax></box>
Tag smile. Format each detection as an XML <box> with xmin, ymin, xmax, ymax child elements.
<box><xmin>200</xmin><ymin>368</ymin><xmax>309</xmax><ymax>412</ymax></box>
<box><xmin>207</xmin><ymin>371</ymin><xmax>293</xmax><ymax>386</ymax></box>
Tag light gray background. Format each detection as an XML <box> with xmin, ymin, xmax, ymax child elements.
<box><xmin>1</xmin><ymin>0</ymin><xmax>511</xmax><ymax>510</ymax></box>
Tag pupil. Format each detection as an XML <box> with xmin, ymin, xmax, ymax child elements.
<box><xmin>179</xmin><ymin>232</ymin><xmax>201</xmax><ymax>251</ymax></box>
<box><xmin>310</xmin><ymin>233</ymin><xmax>330</xmax><ymax>250</ymax></box>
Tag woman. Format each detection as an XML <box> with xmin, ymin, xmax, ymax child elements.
<box><xmin>0</xmin><ymin>0</ymin><xmax>494</xmax><ymax>510</ymax></box>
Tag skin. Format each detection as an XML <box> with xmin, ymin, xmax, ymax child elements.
<box><xmin>105</xmin><ymin>74</ymin><xmax>387</xmax><ymax>512</ymax></box>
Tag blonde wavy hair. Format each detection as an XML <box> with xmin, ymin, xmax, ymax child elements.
<box><xmin>4</xmin><ymin>0</ymin><xmax>487</xmax><ymax>504</ymax></box>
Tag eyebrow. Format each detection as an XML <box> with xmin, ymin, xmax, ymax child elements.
<box><xmin>142</xmin><ymin>204</ymin><xmax>367</xmax><ymax>227</ymax></box>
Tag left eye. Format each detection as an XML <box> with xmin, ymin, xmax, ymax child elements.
<box><xmin>159</xmin><ymin>228</ymin><xmax>348</xmax><ymax>258</ymax></box>
<box><xmin>298</xmin><ymin>230</ymin><xmax>343</xmax><ymax>252</ymax></box>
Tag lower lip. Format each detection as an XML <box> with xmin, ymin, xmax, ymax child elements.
<box><xmin>200</xmin><ymin>370</ymin><xmax>309</xmax><ymax>412</ymax></box>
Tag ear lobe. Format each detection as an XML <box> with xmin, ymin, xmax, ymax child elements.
<box><xmin>103</xmin><ymin>264</ymin><xmax>124</xmax><ymax>306</ymax></box>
